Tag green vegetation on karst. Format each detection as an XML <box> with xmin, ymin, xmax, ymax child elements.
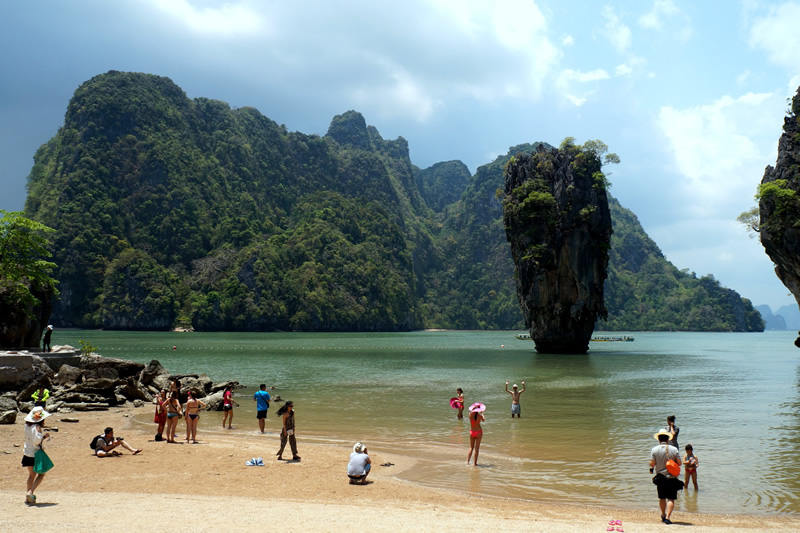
<box><xmin>23</xmin><ymin>71</ymin><xmax>763</xmax><ymax>332</ymax></box>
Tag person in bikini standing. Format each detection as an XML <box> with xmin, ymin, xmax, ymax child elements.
<box><xmin>466</xmin><ymin>402</ymin><xmax>485</xmax><ymax>466</ymax></box>
<box><xmin>505</xmin><ymin>381</ymin><xmax>525</xmax><ymax>418</ymax></box>
<box><xmin>183</xmin><ymin>391</ymin><xmax>207</xmax><ymax>443</ymax></box>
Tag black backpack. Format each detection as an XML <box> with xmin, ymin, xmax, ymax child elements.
<box><xmin>90</xmin><ymin>434</ymin><xmax>103</xmax><ymax>450</ymax></box>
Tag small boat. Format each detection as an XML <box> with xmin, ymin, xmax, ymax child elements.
<box><xmin>514</xmin><ymin>333</ymin><xmax>531</xmax><ymax>340</ymax></box>
<box><xmin>590</xmin><ymin>335</ymin><xmax>635</xmax><ymax>342</ymax></box>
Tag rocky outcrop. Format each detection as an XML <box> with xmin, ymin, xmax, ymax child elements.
<box><xmin>503</xmin><ymin>144</ymin><xmax>612</xmax><ymax>353</ymax></box>
<box><xmin>0</xmin><ymin>283</ymin><xmax>54</xmax><ymax>349</ymax></box>
<box><xmin>760</xmin><ymin>87</ymin><xmax>800</xmax><ymax>346</ymax></box>
<box><xmin>1</xmin><ymin>354</ymin><xmax>237</xmax><ymax>420</ymax></box>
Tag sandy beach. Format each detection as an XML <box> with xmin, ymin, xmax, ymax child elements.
<box><xmin>1</xmin><ymin>406</ymin><xmax>798</xmax><ymax>532</ymax></box>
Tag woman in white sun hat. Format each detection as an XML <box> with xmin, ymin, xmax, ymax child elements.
<box><xmin>22</xmin><ymin>406</ymin><xmax>52</xmax><ymax>504</ymax></box>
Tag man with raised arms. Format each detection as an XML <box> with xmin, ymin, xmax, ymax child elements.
<box><xmin>504</xmin><ymin>381</ymin><xmax>525</xmax><ymax>418</ymax></box>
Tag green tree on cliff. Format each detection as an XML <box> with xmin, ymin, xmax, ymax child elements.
<box><xmin>0</xmin><ymin>210</ymin><xmax>59</xmax><ymax>312</ymax></box>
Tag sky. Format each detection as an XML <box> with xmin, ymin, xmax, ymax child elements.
<box><xmin>1</xmin><ymin>0</ymin><xmax>799</xmax><ymax>311</ymax></box>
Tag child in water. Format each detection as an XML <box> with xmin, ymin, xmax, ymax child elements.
<box><xmin>683</xmin><ymin>444</ymin><xmax>699</xmax><ymax>490</ymax></box>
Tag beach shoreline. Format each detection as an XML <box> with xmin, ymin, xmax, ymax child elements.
<box><xmin>2</xmin><ymin>405</ymin><xmax>799</xmax><ymax>531</ymax></box>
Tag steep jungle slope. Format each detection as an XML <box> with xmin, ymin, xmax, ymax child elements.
<box><xmin>24</xmin><ymin>70</ymin><xmax>762</xmax><ymax>332</ymax></box>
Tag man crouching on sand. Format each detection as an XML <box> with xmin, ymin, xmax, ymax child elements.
<box><xmin>95</xmin><ymin>427</ymin><xmax>142</xmax><ymax>457</ymax></box>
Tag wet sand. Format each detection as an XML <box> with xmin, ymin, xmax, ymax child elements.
<box><xmin>1</xmin><ymin>406</ymin><xmax>798</xmax><ymax>532</ymax></box>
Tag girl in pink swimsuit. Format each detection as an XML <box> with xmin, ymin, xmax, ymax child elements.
<box><xmin>467</xmin><ymin>403</ymin><xmax>485</xmax><ymax>466</ymax></box>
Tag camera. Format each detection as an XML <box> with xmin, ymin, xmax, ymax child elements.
<box><xmin>117</xmin><ymin>437</ymin><xmax>123</xmax><ymax>441</ymax></box>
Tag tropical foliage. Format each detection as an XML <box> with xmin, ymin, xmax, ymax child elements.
<box><xmin>23</xmin><ymin>71</ymin><xmax>763</xmax><ymax>332</ymax></box>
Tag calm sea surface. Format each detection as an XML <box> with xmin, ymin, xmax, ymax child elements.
<box><xmin>55</xmin><ymin>329</ymin><xmax>800</xmax><ymax>514</ymax></box>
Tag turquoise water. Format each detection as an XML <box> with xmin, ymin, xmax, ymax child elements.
<box><xmin>55</xmin><ymin>329</ymin><xmax>800</xmax><ymax>514</ymax></box>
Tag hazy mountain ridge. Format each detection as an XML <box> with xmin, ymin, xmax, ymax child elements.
<box><xmin>23</xmin><ymin>71</ymin><xmax>763</xmax><ymax>332</ymax></box>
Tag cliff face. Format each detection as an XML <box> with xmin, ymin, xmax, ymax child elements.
<box><xmin>760</xmin><ymin>87</ymin><xmax>800</xmax><ymax>344</ymax></box>
<box><xmin>503</xmin><ymin>144</ymin><xmax>612</xmax><ymax>353</ymax></box>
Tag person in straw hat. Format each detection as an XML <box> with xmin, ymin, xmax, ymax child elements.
<box><xmin>22</xmin><ymin>406</ymin><xmax>52</xmax><ymax>504</ymax></box>
<box><xmin>649</xmin><ymin>428</ymin><xmax>683</xmax><ymax>525</ymax></box>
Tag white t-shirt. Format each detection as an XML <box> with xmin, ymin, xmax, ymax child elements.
<box><xmin>23</xmin><ymin>423</ymin><xmax>44</xmax><ymax>457</ymax></box>
<box><xmin>347</xmin><ymin>452</ymin><xmax>370</xmax><ymax>476</ymax></box>
<box><xmin>650</xmin><ymin>443</ymin><xmax>680</xmax><ymax>478</ymax></box>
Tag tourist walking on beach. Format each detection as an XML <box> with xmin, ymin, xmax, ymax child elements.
<box><xmin>650</xmin><ymin>429</ymin><xmax>683</xmax><ymax>524</ymax></box>
<box><xmin>504</xmin><ymin>381</ymin><xmax>525</xmax><ymax>418</ymax></box>
<box><xmin>154</xmin><ymin>389</ymin><xmax>167</xmax><ymax>440</ymax></box>
<box><xmin>165</xmin><ymin>391</ymin><xmax>182</xmax><ymax>443</ymax></box>
<box><xmin>666</xmin><ymin>415</ymin><xmax>679</xmax><ymax>449</ymax></box>
<box><xmin>276</xmin><ymin>401</ymin><xmax>300</xmax><ymax>461</ymax></box>
<box><xmin>683</xmin><ymin>444</ymin><xmax>699</xmax><ymax>490</ymax></box>
<box><xmin>222</xmin><ymin>385</ymin><xmax>235</xmax><ymax>429</ymax></box>
<box><xmin>467</xmin><ymin>402</ymin><xmax>485</xmax><ymax>466</ymax></box>
<box><xmin>41</xmin><ymin>325</ymin><xmax>53</xmax><ymax>352</ymax></box>
<box><xmin>22</xmin><ymin>406</ymin><xmax>52</xmax><ymax>505</ymax></box>
<box><xmin>253</xmin><ymin>384</ymin><xmax>271</xmax><ymax>433</ymax></box>
<box><xmin>184</xmin><ymin>391</ymin><xmax>207</xmax><ymax>443</ymax></box>
<box><xmin>455</xmin><ymin>388</ymin><xmax>465</xmax><ymax>419</ymax></box>
<box><xmin>347</xmin><ymin>442</ymin><xmax>372</xmax><ymax>484</ymax></box>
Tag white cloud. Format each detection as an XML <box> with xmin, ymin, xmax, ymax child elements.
<box><xmin>599</xmin><ymin>6</ymin><xmax>632</xmax><ymax>53</ymax></box>
<box><xmin>749</xmin><ymin>2</ymin><xmax>800</xmax><ymax>71</ymax></box>
<box><xmin>562</xmin><ymin>35</ymin><xmax>574</xmax><ymax>46</ymax></box>
<box><xmin>147</xmin><ymin>0</ymin><xmax>264</xmax><ymax>36</ymax></box>
<box><xmin>639</xmin><ymin>0</ymin><xmax>679</xmax><ymax>30</ymax></box>
<box><xmin>638</xmin><ymin>0</ymin><xmax>691</xmax><ymax>43</ymax></box>
<box><xmin>615</xmin><ymin>64</ymin><xmax>633</xmax><ymax>77</ymax></box>
<box><xmin>350</xmin><ymin>60</ymin><xmax>440</xmax><ymax>122</ymax></box>
<box><xmin>657</xmin><ymin>91</ymin><xmax>785</xmax><ymax>219</ymax></box>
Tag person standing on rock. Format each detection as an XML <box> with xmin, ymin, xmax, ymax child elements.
<box><xmin>253</xmin><ymin>384</ymin><xmax>271</xmax><ymax>433</ymax></box>
<box><xmin>41</xmin><ymin>325</ymin><xmax>53</xmax><ymax>352</ymax></box>
<box><xmin>22</xmin><ymin>406</ymin><xmax>52</xmax><ymax>505</ymax></box>
<box><xmin>504</xmin><ymin>381</ymin><xmax>525</xmax><ymax>418</ymax></box>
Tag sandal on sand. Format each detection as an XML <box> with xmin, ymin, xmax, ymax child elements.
<box><xmin>133</xmin><ymin>449</ymin><xmax>142</xmax><ymax>455</ymax></box>
<box><xmin>380</xmin><ymin>462</ymin><xmax>394</xmax><ymax>467</ymax></box>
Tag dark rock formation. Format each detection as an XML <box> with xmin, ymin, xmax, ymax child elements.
<box><xmin>503</xmin><ymin>144</ymin><xmax>612</xmax><ymax>353</ymax></box>
<box><xmin>760</xmin><ymin>87</ymin><xmax>800</xmax><ymax>346</ymax></box>
<box><xmin>0</xmin><ymin>283</ymin><xmax>54</xmax><ymax>349</ymax></box>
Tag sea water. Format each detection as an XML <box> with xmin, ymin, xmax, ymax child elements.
<box><xmin>54</xmin><ymin>329</ymin><xmax>800</xmax><ymax>514</ymax></box>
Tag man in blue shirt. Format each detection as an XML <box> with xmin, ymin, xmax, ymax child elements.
<box><xmin>253</xmin><ymin>384</ymin><xmax>271</xmax><ymax>433</ymax></box>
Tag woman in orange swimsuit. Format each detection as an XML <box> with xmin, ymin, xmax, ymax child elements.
<box><xmin>467</xmin><ymin>402</ymin><xmax>485</xmax><ymax>466</ymax></box>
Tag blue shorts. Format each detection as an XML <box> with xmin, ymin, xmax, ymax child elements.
<box><xmin>511</xmin><ymin>404</ymin><xmax>521</xmax><ymax>415</ymax></box>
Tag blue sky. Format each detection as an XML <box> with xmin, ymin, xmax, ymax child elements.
<box><xmin>1</xmin><ymin>0</ymin><xmax>798</xmax><ymax>311</ymax></box>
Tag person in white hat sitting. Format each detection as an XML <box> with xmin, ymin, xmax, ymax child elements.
<box><xmin>347</xmin><ymin>442</ymin><xmax>372</xmax><ymax>484</ymax></box>
<box><xmin>22</xmin><ymin>406</ymin><xmax>52</xmax><ymax>504</ymax></box>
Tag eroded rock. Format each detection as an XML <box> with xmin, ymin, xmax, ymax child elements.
<box><xmin>503</xmin><ymin>144</ymin><xmax>612</xmax><ymax>353</ymax></box>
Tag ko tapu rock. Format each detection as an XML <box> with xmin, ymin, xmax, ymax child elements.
<box><xmin>503</xmin><ymin>143</ymin><xmax>613</xmax><ymax>353</ymax></box>
<box><xmin>760</xmin><ymin>86</ymin><xmax>800</xmax><ymax>347</ymax></box>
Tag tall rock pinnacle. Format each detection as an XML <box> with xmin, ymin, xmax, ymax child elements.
<box><xmin>503</xmin><ymin>143</ymin><xmax>612</xmax><ymax>353</ymax></box>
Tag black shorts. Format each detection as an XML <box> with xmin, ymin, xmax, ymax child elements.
<box><xmin>223</xmin><ymin>404</ymin><xmax>232</xmax><ymax>411</ymax></box>
<box><xmin>656</xmin><ymin>475</ymin><xmax>682</xmax><ymax>500</ymax></box>
<box><xmin>257</xmin><ymin>410</ymin><xmax>268</xmax><ymax>419</ymax></box>
<box><xmin>22</xmin><ymin>455</ymin><xmax>34</xmax><ymax>467</ymax></box>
